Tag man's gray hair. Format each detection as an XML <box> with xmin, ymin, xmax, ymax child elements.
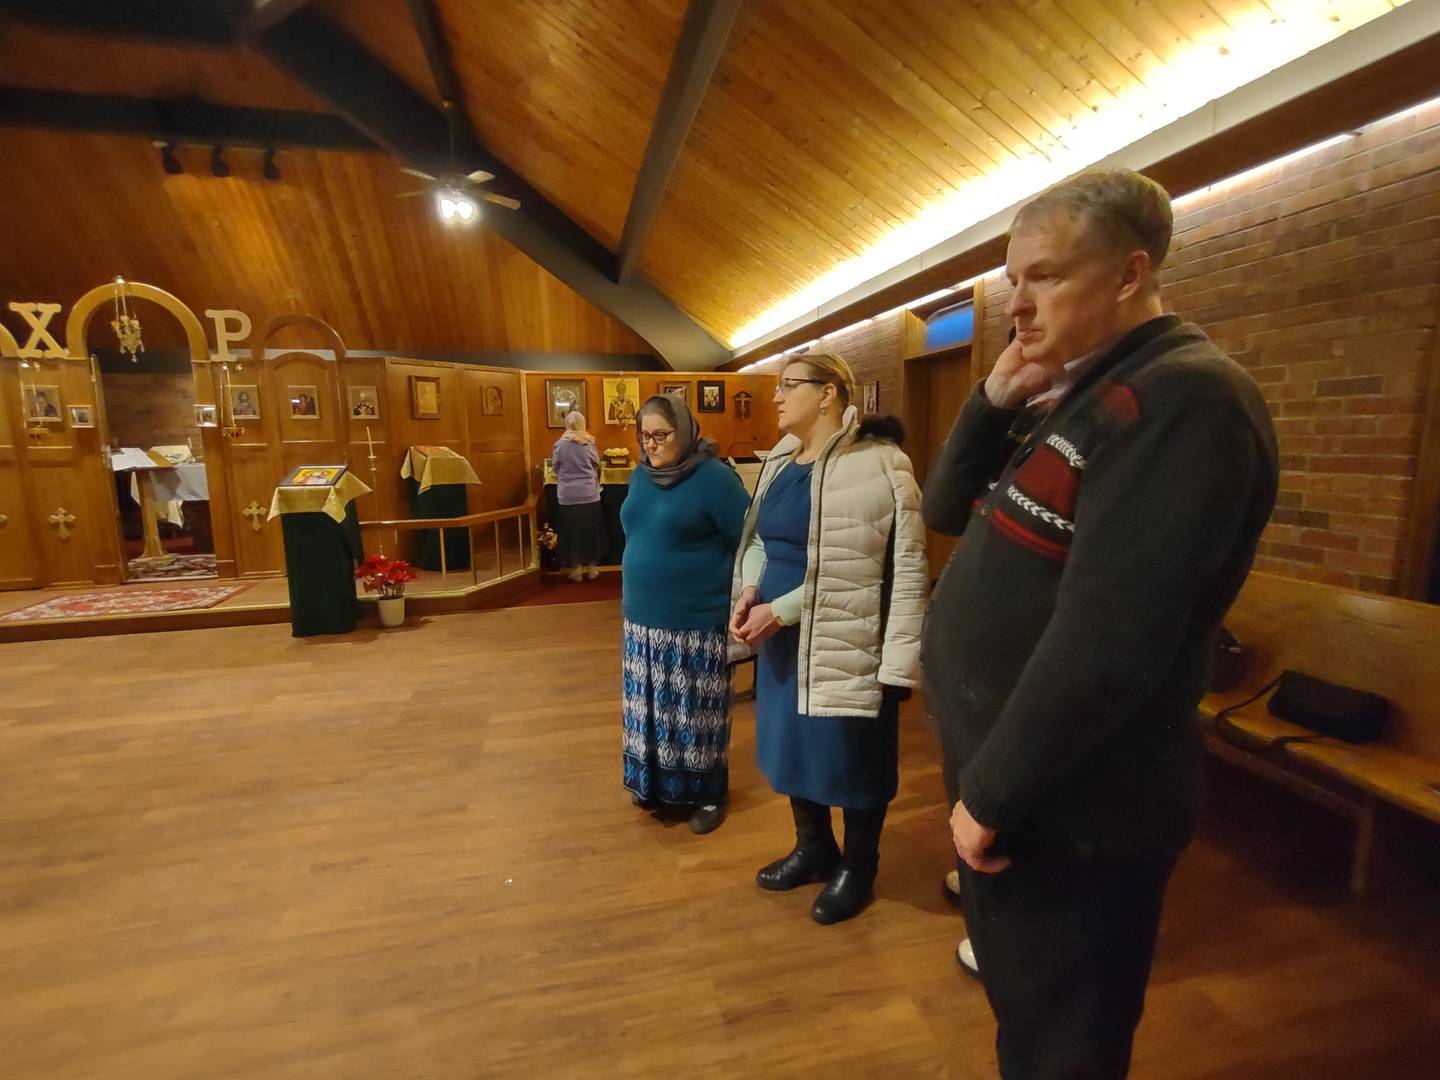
<box><xmin>1012</xmin><ymin>169</ymin><xmax>1174</xmax><ymax>272</ymax></box>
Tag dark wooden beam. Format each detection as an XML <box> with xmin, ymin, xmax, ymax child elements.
<box><xmin>404</xmin><ymin>0</ymin><xmax>471</xmax><ymax>126</ymax></box>
<box><xmin>0</xmin><ymin>86</ymin><xmax>377</xmax><ymax>151</ymax></box>
<box><xmin>730</xmin><ymin>29</ymin><xmax>1440</xmax><ymax>368</ymax></box>
<box><xmin>616</xmin><ymin>0</ymin><xmax>740</xmax><ymax>284</ymax></box>
<box><xmin>0</xmin><ymin>0</ymin><xmax>239</xmax><ymax>43</ymax></box>
<box><xmin>254</xmin><ymin>8</ymin><xmax>728</xmax><ymax>369</ymax></box>
<box><xmin>236</xmin><ymin>0</ymin><xmax>316</xmax><ymax>40</ymax></box>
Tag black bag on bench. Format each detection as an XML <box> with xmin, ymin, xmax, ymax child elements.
<box><xmin>1214</xmin><ymin>670</ymin><xmax>1389</xmax><ymax>749</ymax></box>
<box><xmin>1266</xmin><ymin>671</ymin><xmax>1389</xmax><ymax>745</ymax></box>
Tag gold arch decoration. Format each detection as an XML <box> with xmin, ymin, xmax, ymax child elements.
<box><xmin>0</xmin><ymin>321</ymin><xmax>18</xmax><ymax>357</ymax></box>
<box><xmin>64</xmin><ymin>279</ymin><xmax>210</xmax><ymax>364</ymax></box>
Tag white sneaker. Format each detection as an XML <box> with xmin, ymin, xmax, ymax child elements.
<box><xmin>567</xmin><ymin>568</ymin><xmax>583</xmax><ymax>583</ymax></box>
<box><xmin>586</xmin><ymin>567</ymin><xmax>599</xmax><ymax>580</ymax></box>
<box><xmin>956</xmin><ymin>938</ymin><xmax>980</xmax><ymax>980</ymax></box>
<box><xmin>944</xmin><ymin>869</ymin><xmax>961</xmax><ymax>898</ymax></box>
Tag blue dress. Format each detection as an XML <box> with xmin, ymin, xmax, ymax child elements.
<box><xmin>754</xmin><ymin>462</ymin><xmax>899</xmax><ymax>810</ymax></box>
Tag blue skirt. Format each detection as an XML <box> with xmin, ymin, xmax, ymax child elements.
<box><xmin>622</xmin><ymin>620</ymin><xmax>732</xmax><ymax>804</ymax></box>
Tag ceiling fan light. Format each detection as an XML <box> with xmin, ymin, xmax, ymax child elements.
<box><xmin>438</xmin><ymin>196</ymin><xmax>458</xmax><ymax>220</ymax></box>
<box><xmin>455</xmin><ymin>197</ymin><xmax>476</xmax><ymax>221</ymax></box>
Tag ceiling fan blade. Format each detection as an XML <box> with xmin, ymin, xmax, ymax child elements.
<box><xmin>400</xmin><ymin>167</ymin><xmax>437</xmax><ymax>182</ymax></box>
<box><xmin>477</xmin><ymin>191</ymin><xmax>521</xmax><ymax>210</ymax></box>
<box><xmin>465</xmin><ymin>169</ymin><xmax>495</xmax><ymax>185</ymax></box>
<box><xmin>396</xmin><ymin>190</ymin><xmax>428</xmax><ymax>198</ymax></box>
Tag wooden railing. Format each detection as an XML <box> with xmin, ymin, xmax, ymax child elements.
<box><xmin>359</xmin><ymin>495</ymin><xmax>540</xmax><ymax>587</ymax></box>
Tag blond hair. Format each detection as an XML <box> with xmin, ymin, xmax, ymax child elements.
<box><xmin>784</xmin><ymin>351</ymin><xmax>855</xmax><ymax>408</ymax></box>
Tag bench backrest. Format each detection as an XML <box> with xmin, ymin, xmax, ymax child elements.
<box><xmin>1223</xmin><ymin>573</ymin><xmax>1440</xmax><ymax>762</ymax></box>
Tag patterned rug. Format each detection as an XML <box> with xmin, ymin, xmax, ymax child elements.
<box><xmin>0</xmin><ymin>584</ymin><xmax>253</xmax><ymax>622</ymax></box>
<box><xmin>126</xmin><ymin>554</ymin><xmax>217</xmax><ymax>581</ymax></box>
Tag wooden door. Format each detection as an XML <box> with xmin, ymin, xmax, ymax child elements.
<box><xmin>0</xmin><ymin>361</ymin><xmax>42</xmax><ymax>589</ymax></box>
<box><xmin>903</xmin><ymin>346</ymin><xmax>974</xmax><ymax>576</ymax></box>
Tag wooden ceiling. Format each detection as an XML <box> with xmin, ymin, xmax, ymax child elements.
<box><xmin>0</xmin><ymin>128</ymin><xmax>650</xmax><ymax>355</ymax></box>
<box><xmin>0</xmin><ymin>17</ymin><xmax>328</xmax><ymax>112</ymax></box>
<box><xmin>0</xmin><ymin>0</ymin><xmax>1420</xmax><ymax>355</ymax></box>
<box><xmin>320</xmin><ymin>0</ymin><xmax>689</xmax><ymax>254</ymax></box>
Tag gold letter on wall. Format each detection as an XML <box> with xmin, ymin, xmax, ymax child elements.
<box><xmin>205</xmin><ymin>309</ymin><xmax>253</xmax><ymax>362</ymax></box>
<box><xmin>8</xmin><ymin>302</ymin><xmax>65</xmax><ymax>357</ymax></box>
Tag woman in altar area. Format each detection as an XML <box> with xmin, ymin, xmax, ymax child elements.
<box><xmin>551</xmin><ymin>411</ymin><xmax>603</xmax><ymax>582</ymax></box>
<box><xmin>619</xmin><ymin>392</ymin><xmax>751</xmax><ymax>834</ymax></box>
<box><xmin>729</xmin><ymin>353</ymin><xmax>928</xmax><ymax>925</ymax></box>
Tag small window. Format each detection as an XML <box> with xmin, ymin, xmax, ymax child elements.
<box><xmin>924</xmin><ymin>300</ymin><xmax>974</xmax><ymax>350</ymax></box>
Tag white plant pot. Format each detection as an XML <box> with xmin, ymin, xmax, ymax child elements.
<box><xmin>377</xmin><ymin>596</ymin><xmax>406</xmax><ymax>628</ymax></box>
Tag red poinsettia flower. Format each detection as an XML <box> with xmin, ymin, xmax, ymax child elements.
<box><xmin>356</xmin><ymin>555</ymin><xmax>419</xmax><ymax>597</ymax></box>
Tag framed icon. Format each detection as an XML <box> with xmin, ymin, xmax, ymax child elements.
<box><xmin>228</xmin><ymin>384</ymin><xmax>260</xmax><ymax>420</ymax></box>
<box><xmin>288</xmin><ymin>385</ymin><xmax>321</xmax><ymax>419</ymax></box>
<box><xmin>410</xmin><ymin>375</ymin><xmax>442</xmax><ymax>419</ymax></box>
<box><xmin>68</xmin><ymin>404</ymin><xmax>96</xmax><ymax>428</ymax></box>
<box><xmin>24</xmin><ymin>384</ymin><xmax>63</xmax><ymax>424</ymax></box>
<box><xmin>603</xmin><ymin>377</ymin><xmax>639</xmax><ymax>426</ymax></box>
<box><xmin>349</xmin><ymin>385</ymin><xmax>380</xmax><ymax>419</ymax></box>
<box><xmin>697</xmin><ymin>380</ymin><xmax>725</xmax><ymax>413</ymax></box>
<box><xmin>481</xmin><ymin>384</ymin><xmax>504</xmax><ymax>417</ymax></box>
<box><xmin>862</xmin><ymin>381</ymin><xmax>879</xmax><ymax>415</ymax></box>
<box><xmin>194</xmin><ymin>403</ymin><xmax>219</xmax><ymax>428</ymax></box>
<box><xmin>545</xmin><ymin>378</ymin><xmax>587</xmax><ymax>428</ymax></box>
<box><xmin>280</xmin><ymin>464</ymin><xmax>347</xmax><ymax>488</ymax></box>
<box><xmin>659</xmin><ymin>382</ymin><xmax>689</xmax><ymax>402</ymax></box>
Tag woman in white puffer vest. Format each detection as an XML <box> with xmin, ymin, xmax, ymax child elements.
<box><xmin>729</xmin><ymin>352</ymin><xmax>929</xmax><ymax>924</ymax></box>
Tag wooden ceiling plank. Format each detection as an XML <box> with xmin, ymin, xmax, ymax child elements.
<box><xmin>780</xmin><ymin>0</ymin><xmax>1001</xmax><ymax>178</ymax></box>
<box><xmin>842</xmin><ymin>0</ymin><xmax>1042</xmax><ymax>161</ymax></box>
<box><xmin>978</xmin><ymin>2</ymin><xmax>1128</xmax><ymax>118</ymax></box>
<box><xmin>1014</xmin><ymin>0</ymin><xmax>1152</xmax><ymax>97</ymax></box>
<box><xmin>1052</xmin><ymin>0</ymin><xmax>1173</xmax><ymax>86</ymax></box>
<box><xmin>616</xmin><ymin>0</ymin><xmax>742</xmax><ymax>284</ymax></box>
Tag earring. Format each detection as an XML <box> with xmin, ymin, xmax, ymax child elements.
<box><xmin>820</xmin><ymin>405</ymin><xmax>828</xmax><ymax>416</ymax></box>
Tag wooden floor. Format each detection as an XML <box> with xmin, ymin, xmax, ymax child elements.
<box><xmin>3</xmin><ymin>601</ymin><xmax>1439</xmax><ymax>1079</ymax></box>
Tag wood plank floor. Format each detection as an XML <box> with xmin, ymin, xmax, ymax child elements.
<box><xmin>3</xmin><ymin>601</ymin><xmax>1438</xmax><ymax>1079</ymax></box>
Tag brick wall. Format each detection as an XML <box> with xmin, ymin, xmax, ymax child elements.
<box><xmin>792</xmin><ymin>311</ymin><xmax>906</xmax><ymax>416</ymax></box>
<box><xmin>824</xmin><ymin>101</ymin><xmax>1439</xmax><ymax>597</ymax></box>
<box><xmin>101</xmin><ymin>373</ymin><xmax>197</xmax><ymax>450</ymax></box>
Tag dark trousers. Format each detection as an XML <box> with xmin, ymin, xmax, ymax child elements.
<box><xmin>958</xmin><ymin>846</ymin><xmax>1178</xmax><ymax>1080</ymax></box>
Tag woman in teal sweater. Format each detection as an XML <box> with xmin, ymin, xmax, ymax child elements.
<box><xmin>620</xmin><ymin>393</ymin><xmax>752</xmax><ymax>834</ymax></box>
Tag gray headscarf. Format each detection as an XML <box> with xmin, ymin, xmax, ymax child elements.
<box><xmin>636</xmin><ymin>393</ymin><xmax>720</xmax><ymax>490</ymax></box>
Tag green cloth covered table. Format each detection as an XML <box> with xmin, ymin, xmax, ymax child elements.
<box><xmin>268</xmin><ymin>472</ymin><xmax>371</xmax><ymax>637</ymax></box>
<box><xmin>402</xmin><ymin>446</ymin><xmax>481</xmax><ymax>572</ymax></box>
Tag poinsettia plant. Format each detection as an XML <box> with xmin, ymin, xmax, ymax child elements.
<box><xmin>355</xmin><ymin>555</ymin><xmax>419</xmax><ymax>599</ymax></box>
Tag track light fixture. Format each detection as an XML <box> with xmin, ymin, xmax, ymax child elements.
<box><xmin>210</xmin><ymin>146</ymin><xmax>230</xmax><ymax>178</ymax></box>
<box><xmin>156</xmin><ymin>141</ymin><xmax>182</xmax><ymax>175</ymax></box>
<box><xmin>262</xmin><ymin>149</ymin><xmax>281</xmax><ymax>181</ymax></box>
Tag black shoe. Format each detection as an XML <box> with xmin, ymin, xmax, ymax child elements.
<box><xmin>756</xmin><ymin>844</ymin><xmax>841</xmax><ymax>890</ymax></box>
<box><xmin>810</xmin><ymin>805</ymin><xmax>885</xmax><ymax>925</ymax></box>
<box><xmin>756</xmin><ymin>797</ymin><xmax>840</xmax><ymax>890</ymax></box>
<box><xmin>689</xmin><ymin>802</ymin><xmax>727</xmax><ymax>835</ymax></box>
<box><xmin>811</xmin><ymin>867</ymin><xmax>875</xmax><ymax>924</ymax></box>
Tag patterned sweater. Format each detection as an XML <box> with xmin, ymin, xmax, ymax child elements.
<box><xmin>921</xmin><ymin>315</ymin><xmax>1278</xmax><ymax>856</ymax></box>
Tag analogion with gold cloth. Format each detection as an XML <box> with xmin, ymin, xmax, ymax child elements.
<box><xmin>401</xmin><ymin>445</ymin><xmax>481</xmax><ymax>493</ymax></box>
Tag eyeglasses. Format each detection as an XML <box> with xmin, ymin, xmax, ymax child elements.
<box><xmin>640</xmin><ymin>429</ymin><xmax>675</xmax><ymax>446</ymax></box>
<box><xmin>774</xmin><ymin>377</ymin><xmax>827</xmax><ymax>397</ymax></box>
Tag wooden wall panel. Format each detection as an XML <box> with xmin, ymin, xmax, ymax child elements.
<box><xmin>0</xmin><ymin>361</ymin><xmax>42</xmax><ymax>589</ymax></box>
<box><xmin>0</xmin><ymin>130</ymin><xmax>655</xmax><ymax>357</ymax></box>
<box><xmin>523</xmin><ymin>371</ymin><xmax>782</xmax><ymax>492</ymax></box>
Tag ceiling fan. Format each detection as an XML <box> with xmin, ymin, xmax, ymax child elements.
<box><xmin>396</xmin><ymin>100</ymin><xmax>521</xmax><ymax>221</ymax></box>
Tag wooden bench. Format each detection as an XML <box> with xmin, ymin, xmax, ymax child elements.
<box><xmin>1198</xmin><ymin>572</ymin><xmax>1440</xmax><ymax>895</ymax></box>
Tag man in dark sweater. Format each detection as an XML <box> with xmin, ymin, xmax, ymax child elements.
<box><xmin>922</xmin><ymin>169</ymin><xmax>1278</xmax><ymax>1079</ymax></box>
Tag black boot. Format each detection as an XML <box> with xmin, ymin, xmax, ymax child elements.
<box><xmin>811</xmin><ymin>805</ymin><xmax>886</xmax><ymax>924</ymax></box>
<box><xmin>756</xmin><ymin>798</ymin><xmax>840</xmax><ymax>891</ymax></box>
